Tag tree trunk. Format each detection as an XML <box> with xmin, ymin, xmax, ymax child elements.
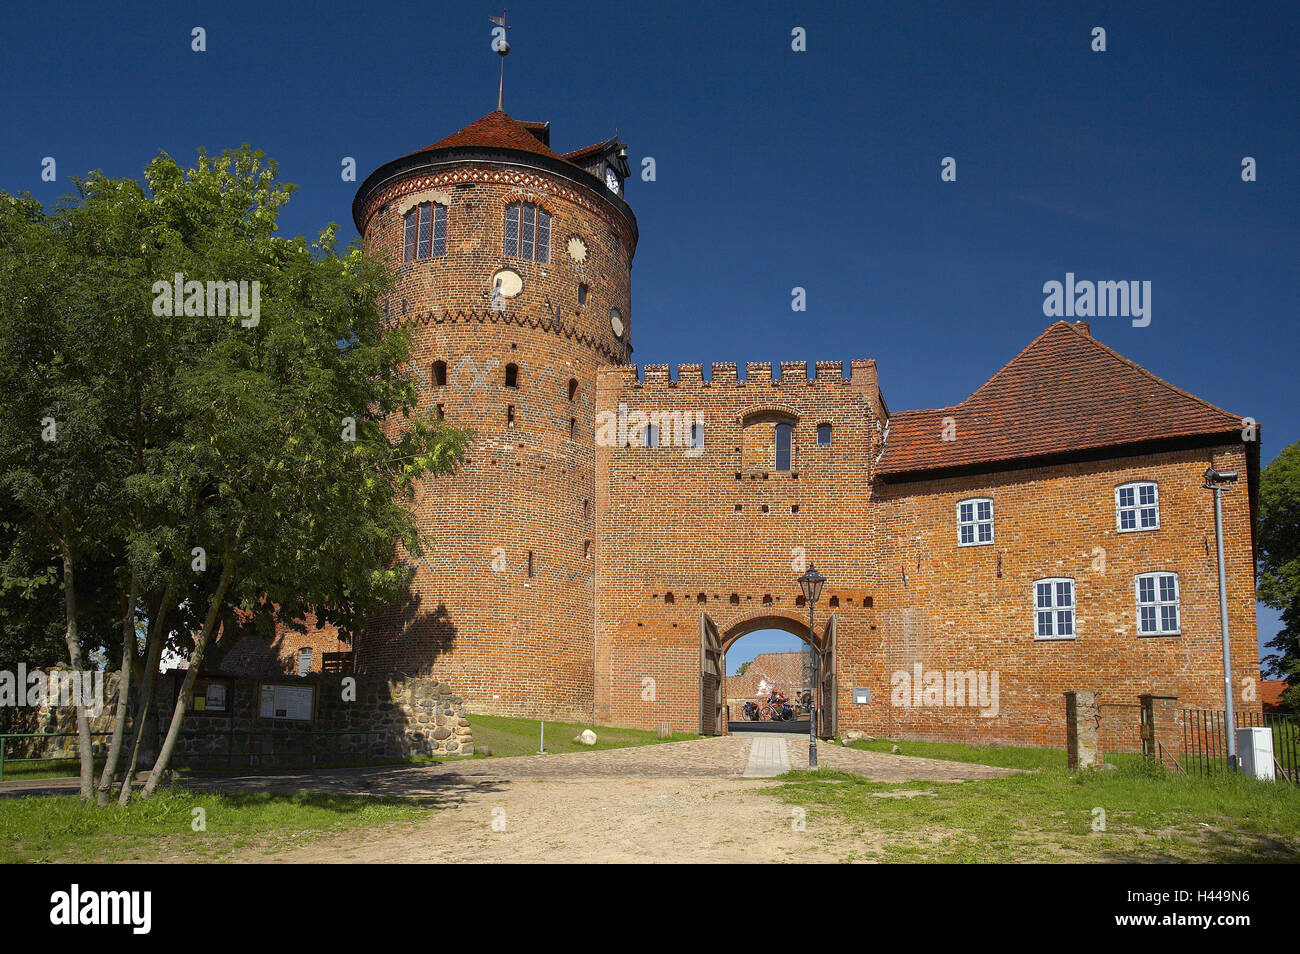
<box><xmin>60</xmin><ymin>543</ymin><xmax>94</xmax><ymax>802</ymax></box>
<box><xmin>118</xmin><ymin>584</ymin><xmax>172</xmax><ymax>805</ymax></box>
<box><xmin>96</xmin><ymin>570</ymin><xmax>138</xmax><ymax>805</ymax></box>
<box><xmin>141</xmin><ymin>562</ymin><xmax>233</xmax><ymax>798</ymax></box>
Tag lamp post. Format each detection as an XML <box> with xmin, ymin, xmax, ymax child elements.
<box><xmin>1204</xmin><ymin>467</ymin><xmax>1240</xmax><ymax>770</ymax></box>
<box><xmin>798</xmin><ymin>564</ymin><xmax>826</xmax><ymax>769</ymax></box>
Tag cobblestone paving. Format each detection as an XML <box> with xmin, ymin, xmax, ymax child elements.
<box><xmin>173</xmin><ymin>735</ymin><xmax>1015</xmax><ymax>800</ymax></box>
<box><xmin>1</xmin><ymin>735</ymin><xmax>1016</xmax><ymax>802</ymax></box>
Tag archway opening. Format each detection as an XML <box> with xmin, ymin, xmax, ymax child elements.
<box><xmin>724</xmin><ymin>627</ymin><xmax>814</xmax><ymax>733</ymax></box>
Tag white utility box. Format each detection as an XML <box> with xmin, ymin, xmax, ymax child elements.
<box><xmin>1236</xmin><ymin>726</ymin><xmax>1274</xmax><ymax>781</ymax></box>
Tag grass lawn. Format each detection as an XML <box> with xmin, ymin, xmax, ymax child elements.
<box><xmin>0</xmin><ymin>788</ymin><xmax>432</xmax><ymax>863</ymax></box>
<box><xmin>0</xmin><ymin>758</ymin><xmax>104</xmax><ymax>781</ymax></box>
<box><xmin>771</xmin><ymin>740</ymin><xmax>1300</xmax><ymax>863</ymax></box>
<box><xmin>845</xmin><ymin>737</ymin><xmax>1067</xmax><ymax>771</ymax></box>
<box><xmin>469</xmin><ymin>713</ymin><xmax>698</xmax><ymax>758</ymax></box>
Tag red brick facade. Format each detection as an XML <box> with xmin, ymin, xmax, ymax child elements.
<box><xmin>256</xmin><ymin>109</ymin><xmax>1261</xmax><ymax>748</ymax></box>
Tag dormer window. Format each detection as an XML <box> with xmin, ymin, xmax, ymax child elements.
<box><xmin>403</xmin><ymin>203</ymin><xmax>446</xmax><ymax>262</ymax></box>
<box><xmin>504</xmin><ymin>202</ymin><xmax>550</xmax><ymax>262</ymax></box>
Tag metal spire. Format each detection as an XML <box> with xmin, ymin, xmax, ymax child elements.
<box><xmin>490</xmin><ymin>11</ymin><xmax>510</xmax><ymax>111</ymax></box>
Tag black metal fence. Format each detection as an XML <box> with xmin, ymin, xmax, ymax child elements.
<box><xmin>1182</xmin><ymin>708</ymin><xmax>1298</xmax><ymax>783</ymax></box>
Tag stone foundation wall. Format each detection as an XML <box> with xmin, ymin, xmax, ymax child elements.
<box><xmin>1</xmin><ymin>670</ymin><xmax>471</xmax><ymax>772</ymax></box>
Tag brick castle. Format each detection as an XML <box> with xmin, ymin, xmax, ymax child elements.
<box><xmin>230</xmin><ymin>107</ymin><xmax>1260</xmax><ymax>748</ymax></box>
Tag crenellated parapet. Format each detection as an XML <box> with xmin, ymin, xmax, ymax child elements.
<box><xmin>595</xmin><ymin>359</ymin><xmax>878</xmax><ymax>390</ymax></box>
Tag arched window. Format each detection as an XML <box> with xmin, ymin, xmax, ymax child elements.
<box><xmin>774</xmin><ymin>422</ymin><xmax>792</xmax><ymax>471</ymax></box>
<box><xmin>568</xmin><ymin>378</ymin><xmax>578</xmax><ymax>401</ymax></box>
<box><xmin>433</xmin><ymin>360</ymin><xmax>448</xmax><ymax>387</ymax></box>
<box><xmin>504</xmin><ymin>202</ymin><xmax>550</xmax><ymax>262</ymax></box>
<box><xmin>403</xmin><ymin>203</ymin><xmax>447</xmax><ymax>262</ymax></box>
<box><xmin>505</xmin><ymin>363</ymin><xmax>519</xmax><ymax>388</ymax></box>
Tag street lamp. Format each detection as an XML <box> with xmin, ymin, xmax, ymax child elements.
<box><xmin>1204</xmin><ymin>467</ymin><xmax>1240</xmax><ymax>770</ymax></box>
<box><xmin>797</xmin><ymin>564</ymin><xmax>826</xmax><ymax>769</ymax></box>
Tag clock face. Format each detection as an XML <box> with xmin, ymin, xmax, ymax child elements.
<box><xmin>605</xmin><ymin>167</ymin><xmax>620</xmax><ymax>195</ymax></box>
<box><xmin>610</xmin><ymin>307</ymin><xmax>624</xmax><ymax>338</ymax></box>
<box><xmin>491</xmin><ymin>268</ymin><xmax>522</xmax><ymax>298</ymax></box>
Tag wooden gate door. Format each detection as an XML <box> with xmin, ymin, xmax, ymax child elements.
<box><xmin>819</xmin><ymin>614</ymin><xmax>838</xmax><ymax>738</ymax></box>
<box><xmin>699</xmin><ymin>613</ymin><xmax>724</xmax><ymax>736</ymax></box>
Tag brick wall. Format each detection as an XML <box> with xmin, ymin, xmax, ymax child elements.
<box><xmin>346</xmin><ymin>158</ymin><xmax>637</xmax><ymax>722</ymax></box>
<box><xmin>595</xmin><ymin>360</ymin><xmax>1259</xmax><ymax>745</ymax></box>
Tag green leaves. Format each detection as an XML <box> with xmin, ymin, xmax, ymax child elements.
<box><xmin>0</xmin><ymin>145</ymin><xmax>468</xmax><ymax>667</ymax></box>
<box><xmin>1259</xmin><ymin>442</ymin><xmax>1300</xmax><ymax>701</ymax></box>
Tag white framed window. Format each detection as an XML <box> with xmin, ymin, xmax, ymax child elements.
<box><xmin>1034</xmin><ymin>578</ymin><xmax>1076</xmax><ymax>640</ymax></box>
<box><xmin>297</xmin><ymin>647</ymin><xmax>312</xmax><ymax>676</ymax></box>
<box><xmin>957</xmin><ymin>497</ymin><xmax>994</xmax><ymax>546</ymax></box>
<box><xmin>1116</xmin><ymin>481</ymin><xmax>1159</xmax><ymax>532</ymax></box>
<box><xmin>1135</xmin><ymin>572</ymin><xmax>1180</xmax><ymax>636</ymax></box>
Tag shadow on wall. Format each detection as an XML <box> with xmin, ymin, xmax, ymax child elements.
<box><xmin>361</xmin><ymin>585</ymin><xmax>459</xmax><ymax>675</ymax></box>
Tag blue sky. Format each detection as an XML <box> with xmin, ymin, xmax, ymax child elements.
<box><xmin>3</xmin><ymin>0</ymin><xmax>1294</xmax><ymax>663</ymax></box>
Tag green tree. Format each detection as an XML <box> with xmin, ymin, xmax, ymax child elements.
<box><xmin>0</xmin><ymin>148</ymin><xmax>468</xmax><ymax>804</ymax></box>
<box><xmin>1258</xmin><ymin>441</ymin><xmax>1300</xmax><ymax>710</ymax></box>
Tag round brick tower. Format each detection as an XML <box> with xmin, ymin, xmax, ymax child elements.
<box><xmin>351</xmin><ymin>109</ymin><xmax>637</xmax><ymax>720</ymax></box>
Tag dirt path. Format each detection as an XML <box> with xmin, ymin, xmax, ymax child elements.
<box><xmin>265</xmin><ymin>775</ymin><xmax>853</xmax><ymax>864</ymax></box>
<box><xmin>182</xmin><ymin>736</ymin><xmax>1014</xmax><ymax>863</ymax></box>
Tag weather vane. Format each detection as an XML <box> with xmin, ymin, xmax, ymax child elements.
<box><xmin>490</xmin><ymin>11</ymin><xmax>509</xmax><ymax>112</ymax></box>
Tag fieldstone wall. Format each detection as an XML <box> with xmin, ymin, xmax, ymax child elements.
<box><xmin>159</xmin><ymin>670</ymin><xmax>473</xmax><ymax>770</ymax></box>
<box><xmin>2</xmin><ymin>669</ymin><xmax>471</xmax><ymax>772</ymax></box>
<box><xmin>0</xmin><ymin>668</ymin><xmax>122</xmax><ymax>761</ymax></box>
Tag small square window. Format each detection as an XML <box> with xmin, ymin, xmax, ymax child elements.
<box><xmin>1116</xmin><ymin>482</ymin><xmax>1159</xmax><ymax>532</ymax></box>
<box><xmin>957</xmin><ymin>498</ymin><xmax>994</xmax><ymax>546</ymax></box>
<box><xmin>816</xmin><ymin>424</ymin><xmax>832</xmax><ymax>446</ymax></box>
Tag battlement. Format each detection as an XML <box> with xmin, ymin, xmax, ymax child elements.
<box><xmin>597</xmin><ymin>359</ymin><xmax>879</xmax><ymax>389</ymax></box>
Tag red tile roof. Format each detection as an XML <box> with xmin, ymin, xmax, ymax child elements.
<box><xmin>725</xmin><ymin>651</ymin><xmax>808</xmax><ymax>700</ymax></box>
<box><xmin>409</xmin><ymin>110</ymin><xmax>567</xmax><ymax>162</ymax></box>
<box><xmin>1262</xmin><ymin>680</ymin><xmax>1293</xmax><ymax>713</ymax></box>
<box><xmin>563</xmin><ymin>139</ymin><xmax>613</xmax><ymax>164</ymax></box>
<box><xmin>877</xmin><ymin>321</ymin><xmax>1247</xmax><ymax>476</ymax></box>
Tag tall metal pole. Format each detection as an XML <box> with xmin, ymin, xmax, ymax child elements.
<box><xmin>808</xmin><ymin>597</ymin><xmax>818</xmax><ymax>769</ymax></box>
<box><xmin>1213</xmin><ymin>485</ymin><xmax>1237</xmax><ymax>769</ymax></box>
